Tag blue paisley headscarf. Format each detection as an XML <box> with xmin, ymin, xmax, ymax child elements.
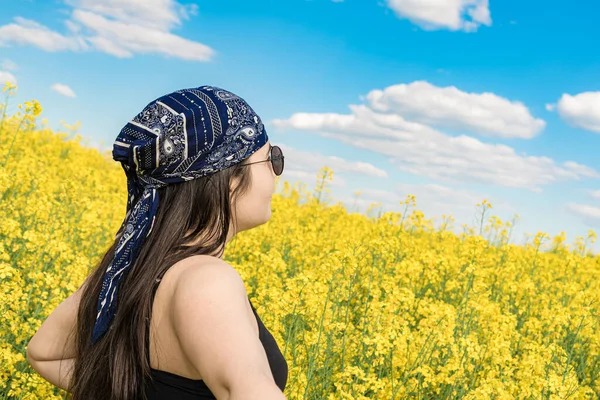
<box><xmin>90</xmin><ymin>85</ymin><xmax>268</xmax><ymax>344</ymax></box>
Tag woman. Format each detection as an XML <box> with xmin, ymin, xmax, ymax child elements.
<box><xmin>26</xmin><ymin>86</ymin><xmax>288</xmax><ymax>399</ymax></box>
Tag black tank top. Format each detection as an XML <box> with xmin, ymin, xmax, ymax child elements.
<box><xmin>144</xmin><ymin>277</ymin><xmax>288</xmax><ymax>399</ymax></box>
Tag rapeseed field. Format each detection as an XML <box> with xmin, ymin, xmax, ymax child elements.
<box><xmin>1</xmin><ymin>83</ymin><xmax>599</xmax><ymax>399</ymax></box>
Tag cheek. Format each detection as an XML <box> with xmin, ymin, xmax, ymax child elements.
<box><xmin>240</xmin><ymin>180</ymin><xmax>270</xmax><ymax>212</ymax></box>
<box><xmin>253</xmin><ymin>165</ymin><xmax>275</xmax><ymax>196</ymax></box>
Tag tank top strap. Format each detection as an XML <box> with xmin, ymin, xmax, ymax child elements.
<box><xmin>146</xmin><ymin>277</ymin><xmax>163</xmax><ymax>367</ymax></box>
<box><xmin>248</xmin><ymin>298</ymin><xmax>257</xmax><ymax>313</ymax></box>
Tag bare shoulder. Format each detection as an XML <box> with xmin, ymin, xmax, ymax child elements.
<box><xmin>173</xmin><ymin>255</ymin><xmax>247</xmax><ymax>296</ymax></box>
<box><xmin>168</xmin><ymin>255</ymin><xmax>250</xmax><ymax>329</ymax></box>
<box><xmin>167</xmin><ymin>255</ymin><xmax>283</xmax><ymax>398</ymax></box>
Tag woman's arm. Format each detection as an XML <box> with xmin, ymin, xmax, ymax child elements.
<box><xmin>27</xmin><ymin>284</ymin><xmax>84</xmax><ymax>362</ymax></box>
<box><xmin>27</xmin><ymin>358</ymin><xmax>75</xmax><ymax>391</ymax></box>
<box><xmin>26</xmin><ymin>279</ymin><xmax>88</xmax><ymax>390</ymax></box>
<box><xmin>171</xmin><ymin>259</ymin><xmax>287</xmax><ymax>400</ymax></box>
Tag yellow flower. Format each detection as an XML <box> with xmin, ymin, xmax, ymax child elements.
<box><xmin>2</xmin><ymin>81</ymin><xmax>17</xmax><ymax>94</ymax></box>
<box><xmin>4</xmin><ymin>97</ymin><xmax>600</xmax><ymax>399</ymax></box>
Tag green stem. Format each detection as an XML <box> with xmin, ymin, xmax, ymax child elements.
<box><xmin>2</xmin><ymin>115</ymin><xmax>26</xmax><ymax>168</ymax></box>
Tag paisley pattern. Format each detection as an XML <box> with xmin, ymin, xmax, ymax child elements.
<box><xmin>91</xmin><ymin>86</ymin><xmax>268</xmax><ymax>344</ymax></box>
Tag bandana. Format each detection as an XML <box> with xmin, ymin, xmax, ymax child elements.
<box><xmin>91</xmin><ymin>85</ymin><xmax>268</xmax><ymax>344</ymax></box>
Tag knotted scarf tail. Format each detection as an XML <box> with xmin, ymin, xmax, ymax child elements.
<box><xmin>90</xmin><ymin>187</ymin><xmax>159</xmax><ymax>344</ymax></box>
<box><xmin>114</xmin><ymin>164</ymin><xmax>145</xmax><ymax>242</ymax></box>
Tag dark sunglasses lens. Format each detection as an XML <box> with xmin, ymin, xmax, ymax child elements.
<box><xmin>271</xmin><ymin>146</ymin><xmax>284</xmax><ymax>176</ymax></box>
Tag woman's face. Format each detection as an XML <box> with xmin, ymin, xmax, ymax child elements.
<box><xmin>229</xmin><ymin>141</ymin><xmax>276</xmax><ymax>235</ymax></box>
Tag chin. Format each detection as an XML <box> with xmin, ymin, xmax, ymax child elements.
<box><xmin>246</xmin><ymin>214</ymin><xmax>271</xmax><ymax>231</ymax></box>
<box><xmin>260</xmin><ymin>208</ymin><xmax>272</xmax><ymax>225</ymax></box>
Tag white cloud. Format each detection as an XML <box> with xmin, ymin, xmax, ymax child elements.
<box><xmin>360</xmin><ymin>183</ymin><xmax>492</xmax><ymax>212</ymax></box>
<box><xmin>1</xmin><ymin>59</ymin><xmax>18</xmax><ymax>71</ymax></box>
<box><xmin>397</xmin><ymin>183</ymin><xmax>493</xmax><ymax>210</ymax></box>
<box><xmin>366</xmin><ymin>81</ymin><xmax>545</xmax><ymax>139</ymax></box>
<box><xmin>563</xmin><ymin>161</ymin><xmax>600</xmax><ymax>179</ymax></box>
<box><xmin>51</xmin><ymin>83</ymin><xmax>77</xmax><ymax>98</ymax></box>
<box><xmin>590</xmin><ymin>190</ymin><xmax>600</xmax><ymax>200</ymax></box>
<box><xmin>65</xmin><ymin>0</ymin><xmax>197</xmax><ymax>31</ymax></box>
<box><xmin>0</xmin><ymin>0</ymin><xmax>214</xmax><ymax>61</ymax></box>
<box><xmin>277</xmin><ymin>143</ymin><xmax>388</xmax><ymax>187</ymax></box>
<box><xmin>0</xmin><ymin>71</ymin><xmax>17</xmax><ymax>85</ymax></box>
<box><xmin>553</xmin><ymin>91</ymin><xmax>600</xmax><ymax>134</ymax></box>
<box><xmin>567</xmin><ymin>203</ymin><xmax>600</xmax><ymax>223</ymax></box>
<box><xmin>386</xmin><ymin>0</ymin><xmax>491</xmax><ymax>32</ymax></box>
<box><xmin>0</xmin><ymin>17</ymin><xmax>85</xmax><ymax>52</ymax></box>
<box><xmin>273</xmin><ymin>87</ymin><xmax>599</xmax><ymax>192</ymax></box>
<box><xmin>545</xmin><ymin>103</ymin><xmax>555</xmax><ymax>112</ymax></box>
<box><xmin>339</xmin><ymin>182</ymin><xmax>513</xmax><ymax>231</ymax></box>
<box><xmin>284</xmin><ymin>169</ymin><xmax>346</xmax><ymax>187</ymax></box>
<box><xmin>70</xmin><ymin>9</ymin><xmax>214</xmax><ymax>60</ymax></box>
<box><xmin>0</xmin><ymin>71</ymin><xmax>17</xmax><ymax>88</ymax></box>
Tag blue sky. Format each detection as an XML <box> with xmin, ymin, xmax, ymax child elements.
<box><xmin>1</xmin><ymin>0</ymin><xmax>599</xmax><ymax>253</ymax></box>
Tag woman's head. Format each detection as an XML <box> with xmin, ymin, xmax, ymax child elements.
<box><xmin>176</xmin><ymin>140</ymin><xmax>283</xmax><ymax>252</ymax></box>
<box><xmin>92</xmin><ymin>85</ymin><xmax>272</xmax><ymax>344</ymax></box>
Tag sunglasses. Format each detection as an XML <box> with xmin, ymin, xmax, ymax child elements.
<box><xmin>239</xmin><ymin>145</ymin><xmax>284</xmax><ymax>176</ymax></box>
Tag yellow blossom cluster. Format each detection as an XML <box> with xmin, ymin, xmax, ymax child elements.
<box><xmin>1</xmin><ymin>83</ymin><xmax>599</xmax><ymax>399</ymax></box>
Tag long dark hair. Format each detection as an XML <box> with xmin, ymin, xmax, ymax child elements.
<box><xmin>66</xmin><ymin>161</ymin><xmax>253</xmax><ymax>400</ymax></box>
